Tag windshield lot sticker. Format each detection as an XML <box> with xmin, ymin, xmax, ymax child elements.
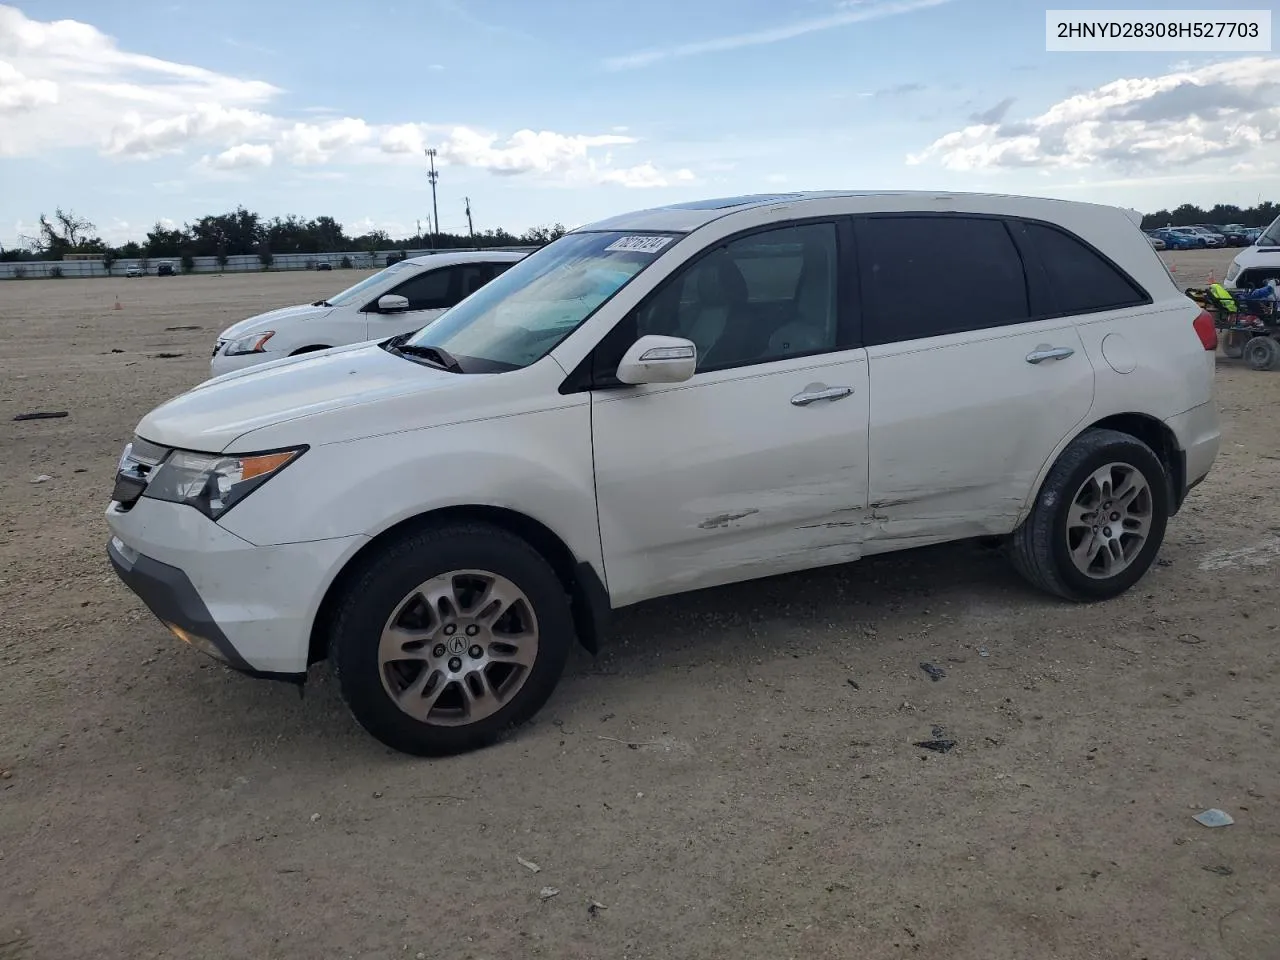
<box><xmin>605</xmin><ymin>235</ymin><xmax>675</xmax><ymax>254</ymax></box>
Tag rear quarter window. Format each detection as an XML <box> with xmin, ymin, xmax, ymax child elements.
<box><xmin>1016</xmin><ymin>221</ymin><xmax>1149</xmax><ymax>315</ymax></box>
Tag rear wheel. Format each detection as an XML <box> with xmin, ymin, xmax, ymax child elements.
<box><xmin>332</xmin><ymin>522</ymin><xmax>574</xmax><ymax>756</ymax></box>
<box><xmin>1009</xmin><ymin>429</ymin><xmax>1169</xmax><ymax>601</ymax></box>
<box><xmin>1244</xmin><ymin>336</ymin><xmax>1280</xmax><ymax>371</ymax></box>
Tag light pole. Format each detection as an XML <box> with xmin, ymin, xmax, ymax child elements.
<box><xmin>465</xmin><ymin>196</ymin><xmax>474</xmax><ymax>243</ymax></box>
<box><xmin>424</xmin><ymin>148</ymin><xmax>439</xmax><ymax>249</ymax></box>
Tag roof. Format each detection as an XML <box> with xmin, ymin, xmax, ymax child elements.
<box><xmin>577</xmin><ymin>190</ymin><xmax>1129</xmax><ymax>235</ymax></box>
<box><xmin>404</xmin><ymin>249</ymin><xmax>529</xmax><ymax>267</ymax></box>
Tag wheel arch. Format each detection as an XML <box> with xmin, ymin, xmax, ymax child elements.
<box><xmin>1025</xmin><ymin>412</ymin><xmax>1185</xmax><ymax>523</ymax></box>
<box><xmin>290</xmin><ymin>344</ymin><xmax>332</xmax><ymax>355</ymax></box>
<box><xmin>307</xmin><ymin>505</ymin><xmax>609</xmax><ymax>666</ymax></box>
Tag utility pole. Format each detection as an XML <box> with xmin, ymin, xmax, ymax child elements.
<box><xmin>424</xmin><ymin>148</ymin><xmax>439</xmax><ymax>249</ymax></box>
<box><xmin>416</xmin><ymin>219</ymin><xmax>422</xmax><ymax>247</ymax></box>
<box><xmin>465</xmin><ymin>197</ymin><xmax>474</xmax><ymax>243</ymax></box>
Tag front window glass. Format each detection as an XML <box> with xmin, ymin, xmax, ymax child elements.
<box><xmin>404</xmin><ymin>231</ymin><xmax>677</xmax><ymax>369</ymax></box>
<box><xmin>326</xmin><ymin>262</ymin><xmax>409</xmax><ymax>306</ymax></box>
<box><xmin>1258</xmin><ymin>215</ymin><xmax>1280</xmax><ymax>247</ymax></box>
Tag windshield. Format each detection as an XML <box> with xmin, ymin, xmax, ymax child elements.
<box><xmin>325</xmin><ymin>262</ymin><xmax>409</xmax><ymax>306</ymax></box>
<box><xmin>403</xmin><ymin>230</ymin><xmax>677</xmax><ymax>370</ymax></box>
<box><xmin>1258</xmin><ymin>215</ymin><xmax>1280</xmax><ymax>247</ymax></box>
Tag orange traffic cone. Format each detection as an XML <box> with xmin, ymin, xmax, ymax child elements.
<box><xmin>1208</xmin><ymin>269</ymin><xmax>1216</xmax><ymax>284</ymax></box>
<box><xmin>113</xmin><ymin>297</ymin><xmax>122</xmax><ymax>310</ymax></box>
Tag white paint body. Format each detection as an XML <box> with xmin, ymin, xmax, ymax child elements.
<box><xmin>208</xmin><ymin>251</ymin><xmax>527</xmax><ymax>376</ymax></box>
<box><xmin>109</xmin><ymin>191</ymin><xmax>1221</xmax><ymax>674</ymax></box>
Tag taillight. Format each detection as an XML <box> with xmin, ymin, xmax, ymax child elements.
<box><xmin>1193</xmin><ymin>310</ymin><xmax>1218</xmax><ymax>351</ymax></box>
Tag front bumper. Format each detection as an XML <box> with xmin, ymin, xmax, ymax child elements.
<box><xmin>106</xmin><ymin>498</ymin><xmax>366</xmax><ymax>676</ymax></box>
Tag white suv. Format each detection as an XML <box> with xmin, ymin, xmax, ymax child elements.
<box><xmin>209</xmin><ymin>250</ymin><xmax>528</xmax><ymax>376</ymax></box>
<box><xmin>107</xmin><ymin>191</ymin><xmax>1221</xmax><ymax>756</ymax></box>
<box><xmin>1224</xmin><ymin>213</ymin><xmax>1280</xmax><ymax>291</ymax></box>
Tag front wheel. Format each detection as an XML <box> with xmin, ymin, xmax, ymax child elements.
<box><xmin>332</xmin><ymin>522</ymin><xmax>575</xmax><ymax>756</ymax></box>
<box><xmin>1009</xmin><ymin>429</ymin><xmax>1170</xmax><ymax>601</ymax></box>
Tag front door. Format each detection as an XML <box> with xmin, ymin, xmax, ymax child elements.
<box><xmin>362</xmin><ymin>263</ymin><xmax>494</xmax><ymax>339</ymax></box>
<box><xmin>588</xmin><ymin>221</ymin><xmax>872</xmax><ymax>606</ymax></box>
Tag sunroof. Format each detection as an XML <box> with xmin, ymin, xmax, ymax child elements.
<box><xmin>660</xmin><ymin>194</ymin><xmax>803</xmax><ymax>211</ymax></box>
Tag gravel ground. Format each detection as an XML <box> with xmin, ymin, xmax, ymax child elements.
<box><xmin>1</xmin><ymin>249</ymin><xmax>1278</xmax><ymax>960</ymax></box>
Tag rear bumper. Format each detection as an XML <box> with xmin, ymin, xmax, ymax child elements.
<box><xmin>1165</xmin><ymin>400</ymin><xmax>1220</xmax><ymax>499</ymax></box>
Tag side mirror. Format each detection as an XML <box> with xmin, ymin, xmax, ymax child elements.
<box><xmin>615</xmin><ymin>335</ymin><xmax>697</xmax><ymax>385</ymax></box>
<box><xmin>377</xmin><ymin>294</ymin><xmax>410</xmax><ymax>312</ymax></box>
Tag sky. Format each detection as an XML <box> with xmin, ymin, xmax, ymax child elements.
<box><xmin>1</xmin><ymin>0</ymin><xmax>1278</xmax><ymax>248</ymax></box>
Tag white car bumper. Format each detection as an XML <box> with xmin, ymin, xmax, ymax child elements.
<box><xmin>106</xmin><ymin>497</ymin><xmax>367</xmax><ymax>676</ymax></box>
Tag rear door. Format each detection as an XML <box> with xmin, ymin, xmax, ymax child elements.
<box><xmin>856</xmin><ymin>214</ymin><xmax>1096</xmax><ymax>548</ymax></box>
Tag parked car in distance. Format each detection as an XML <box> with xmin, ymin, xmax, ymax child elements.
<box><xmin>1181</xmin><ymin>225</ymin><xmax>1226</xmax><ymax>247</ymax></box>
<box><xmin>209</xmin><ymin>250</ymin><xmax>529</xmax><ymax>376</ymax></box>
<box><xmin>1145</xmin><ymin>232</ymin><xmax>1166</xmax><ymax>251</ymax></box>
<box><xmin>156</xmin><ymin>262</ymin><xmax>177</xmax><ymax>276</ymax></box>
<box><xmin>316</xmin><ymin>262</ymin><xmax>333</xmax><ymax>271</ymax></box>
<box><xmin>1224</xmin><ymin>214</ymin><xmax>1280</xmax><ymax>290</ymax></box>
<box><xmin>109</xmin><ymin>190</ymin><xmax>1221</xmax><ymax>756</ymax></box>
<box><xmin>125</xmin><ymin>264</ymin><xmax>144</xmax><ymax>278</ymax></box>
<box><xmin>1151</xmin><ymin>228</ymin><xmax>1204</xmax><ymax>250</ymax></box>
<box><xmin>1200</xmin><ymin>224</ymin><xmax>1249</xmax><ymax>246</ymax></box>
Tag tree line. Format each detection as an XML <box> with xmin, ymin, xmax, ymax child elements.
<box><xmin>1139</xmin><ymin>201</ymin><xmax>1278</xmax><ymax>230</ymax></box>
<box><xmin>0</xmin><ymin>206</ymin><xmax>568</xmax><ymax>266</ymax></box>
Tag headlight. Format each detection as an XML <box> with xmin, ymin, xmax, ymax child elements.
<box><xmin>225</xmin><ymin>331</ymin><xmax>275</xmax><ymax>356</ymax></box>
<box><xmin>143</xmin><ymin>447</ymin><xmax>306</xmax><ymax>519</ymax></box>
<box><xmin>1226</xmin><ymin>263</ymin><xmax>1240</xmax><ymax>282</ymax></box>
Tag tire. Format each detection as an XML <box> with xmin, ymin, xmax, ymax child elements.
<box><xmin>332</xmin><ymin>521</ymin><xmax>575</xmax><ymax>756</ymax></box>
<box><xmin>1243</xmin><ymin>336</ymin><xmax>1280</xmax><ymax>371</ymax></box>
<box><xmin>1009</xmin><ymin>428</ymin><xmax>1170</xmax><ymax>601</ymax></box>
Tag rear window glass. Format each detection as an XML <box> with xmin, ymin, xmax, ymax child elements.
<box><xmin>858</xmin><ymin>216</ymin><xmax>1029</xmax><ymax>344</ymax></box>
<box><xmin>1019</xmin><ymin>222</ymin><xmax>1148</xmax><ymax>315</ymax></box>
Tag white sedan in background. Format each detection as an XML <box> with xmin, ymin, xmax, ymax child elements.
<box><xmin>210</xmin><ymin>250</ymin><xmax>528</xmax><ymax>376</ymax></box>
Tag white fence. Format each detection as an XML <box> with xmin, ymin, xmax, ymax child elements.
<box><xmin>0</xmin><ymin>246</ymin><xmax>538</xmax><ymax>280</ymax></box>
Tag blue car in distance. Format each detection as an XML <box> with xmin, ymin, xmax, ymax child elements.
<box><xmin>1151</xmin><ymin>227</ymin><xmax>1206</xmax><ymax>250</ymax></box>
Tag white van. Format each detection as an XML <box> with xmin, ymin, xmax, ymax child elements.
<box><xmin>210</xmin><ymin>250</ymin><xmax>529</xmax><ymax>375</ymax></box>
<box><xmin>1224</xmin><ymin>214</ymin><xmax>1280</xmax><ymax>291</ymax></box>
<box><xmin>108</xmin><ymin>191</ymin><xmax>1220</xmax><ymax>756</ymax></box>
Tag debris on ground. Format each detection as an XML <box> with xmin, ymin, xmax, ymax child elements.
<box><xmin>539</xmin><ymin>886</ymin><xmax>560</xmax><ymax>901</ymax></box>
<box><xmin>110</xmin><ymin>348</ymin><xmax>125</xmax><ymax>353</ymax></box>
<box><xmin>846</xmin><ymin>679</ymin><xmax>860</xmax><ymax>690</ymax></box>
<box><xmin>12</xmin><ymin>411</ymin><xmax>68</xmax><ymax>421</ymax></box>
<box><xmin>979</xmin><ymin>647</ymin><xmax>990</xmax><ymax>658</ymax></box>
<box><xmin>919</xmin><ymin>662</ymin><xmax>947</xmax><ymax>681</ymax></box>
<box><xmin>516</xmin><ymin>855</ymin><xmax>541</xmax><ymax>874</ymax></box>
<box><xmin>1202</xmin><ymin>864</ymin><xmax>1234</xmax><ymax>876</ymax></box>
<box><xmin>309</xmin><ymin>813</ymin><xmax>321</xmax><ymax>823</ymax></box>
<box><xmin>1193</xmin><ymin>808</ymin><xmax>1234</xmax><ymax>828</ymax></box>
<box><xmin>1157</xmin><ymin>558</ymin><xmax>1174</xmax><ymax>567</ymax></box>
<box><xmin>30</xmin><ymin>475</ymin><xmax>53</xmax><ymax>484</ymax></box>
<box><xmin>588</xmin><ymin>900</ymin><xmax>608</xmax><ymax>917</ymax></box>
<box><xmin>151</xmin><ymin>352</ymin><xmax>184</xmax><ymax>359</ymax></box>
<box><xmin>915</xmin><ymin>726</ymin><xmax>957</xmax><ymax>753</ymax></box>
<box><xmin>164</xmin><ymin>325</ymin><xmax>202</xmax><ymax>331</ymax></box>
<box><xmin>1177</xmin><ymin>633</ymin><xmax>1203</xmax><ymax>645</ymax></box>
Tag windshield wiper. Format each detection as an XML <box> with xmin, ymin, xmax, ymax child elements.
<box><xmin>311</xmin><ymin>299</ymin><xmax>332</xmax><ymax>307</ymax></box>
<box><xmin>393</xmin><ymin>341</ymin><xmax>466</xmax><ymax>373</ymax></box>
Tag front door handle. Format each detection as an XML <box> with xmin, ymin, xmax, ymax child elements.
<box><xmin>1025</xmin><ymin>346</ymin><xmax>1075</xmax><ymax>364</ymax></box>
<box><xmin>790</xmin><ymin>385</ymin><xmax>853</xmax><ymax>406</ymax></box>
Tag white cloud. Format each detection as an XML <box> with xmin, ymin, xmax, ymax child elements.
<box><xmin>207</xmin><ymin>142</ymin><xmax>273</xmax><ymax>169</ymax></box>
<box><xmin>908</xmin><ymin>56</ymin><xmax>1280</xmax><ymax>175</ymax></box>
<box><xmin>604</xmin><ymin>0</ymin><xmax>953</xmax><ymax>69</ymax></box>
<box><xmin>277</xmin><ymin>117</ymin><xmax>372</xmax><ymax>164</ymax></box>
<box><xmin>0</xmin><ymin>59</ymin><xmax>57</xmax><ymax>112</ymax></box>
<box><xmin>105</xmin><ymin>103</ymin><xmax>273</xmax><ymax>158</ymax></box>
<box><xmin>0</xmin><ymin>4</ymin><xmax>699</xmax><ymax>189</ymax></box>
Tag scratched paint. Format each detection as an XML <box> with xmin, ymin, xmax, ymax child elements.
<box><xmin>1198</xmin><ymin>536</ymin><xmax>1280</xmax><ymax>572</ymax></box>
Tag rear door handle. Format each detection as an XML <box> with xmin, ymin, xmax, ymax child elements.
<box><xmin>1025</xmin><ymin>346</ymin><xmax>1075</xmax><ymax>364</ymax></box>
<box><xmin>790</xmin><ymin>386</ymin><xmax>853</xmax><ymax>406</ymax></box>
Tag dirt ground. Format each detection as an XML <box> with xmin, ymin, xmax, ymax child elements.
<box><xmin>1</xmin><ymin>249</ymin><xmax>1278</xmax><ymax>960</ymax></box>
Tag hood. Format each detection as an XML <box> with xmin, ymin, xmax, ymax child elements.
<box><xmin>137</xmin><ymin>341</ymin><xmax>465</xmax><ymax>452</ymax></box>
<box><xmin>218</xmin><ymin>302</ymin><xmax>335</xmax><ymax>340</ymax></box>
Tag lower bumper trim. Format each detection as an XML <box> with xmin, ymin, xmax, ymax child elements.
<box><xmin>107</xmin><ymin>538</ymin><xmax>305</xmax><ymax>685</ymax></box>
